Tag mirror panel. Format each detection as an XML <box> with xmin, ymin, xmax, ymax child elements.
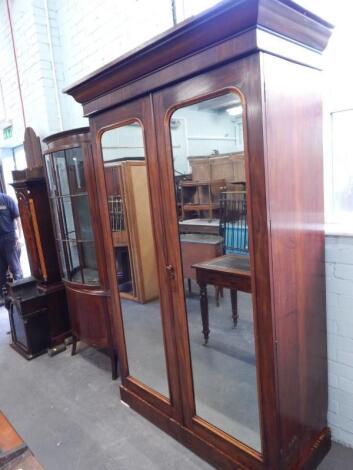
<box><xmin>170</xmin><ymin>93</ymin><xmax>261</xmax><ymax>451</ymax></box>
<box><xmin>101</xmin><ymin>122</ymin><xmax>169</xmax><ymax>398</ymax></box>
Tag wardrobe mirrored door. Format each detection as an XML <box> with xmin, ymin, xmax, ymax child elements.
<box><xmin>168</xmin><ymin>92</ymin><xmax>261</xmax><ymax>452</ymax></box>
<box><xmin>100</xmin><ymin>121</ymin><xmax>170</xmax><ymax>399</ymax></box>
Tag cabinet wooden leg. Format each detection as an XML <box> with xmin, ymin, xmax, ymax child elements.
<box><xmin>111</xmin><ymin>350</ymin><xmax>119</xmax><ymax>380</ymax></box>
<box><xmin>230</xmin><ymin>289</ymin><xmax>238</xmax><ymax>328</ymax></box>
<box><xmin>71</xmin><ymin>336</ymin><xmax>78</xmax><ymax>356</ymax></box>
<box><xmin>199</xmin><ymin>282</ymin><xmax>210</xmax><ymax>345</ymax></box>
<box><xmin>187</xmin><ymin>278</ymin><xmax>192</xmax><ymax>294</ymax></box>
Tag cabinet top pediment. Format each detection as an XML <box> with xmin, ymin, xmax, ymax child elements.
<box><xmin>64</xmin><ymin>0</ymin><xmax>333</xmax><ymax>110</ymax></box>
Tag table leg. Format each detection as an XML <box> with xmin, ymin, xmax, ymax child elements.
<box><xmin>230</xmin><ymin>289</ymin><xmax>238</xmax><ymax>328</ymax></box>
<box><xmin>215</xmin><ymin>286</ymin><xmax>220</xmax><ymax>307</ymax></box>
<box><xmin>199</xmin><ymin>282</ymin><xmax>210</xmax><ymax>345</ymax></box>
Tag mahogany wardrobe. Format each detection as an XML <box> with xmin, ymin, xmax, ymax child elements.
<box><xmin>65</xmin><ymin>1</ymin><xmax>333</xmax><ymax>468</ymax></box>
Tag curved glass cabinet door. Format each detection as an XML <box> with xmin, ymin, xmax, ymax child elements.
<box><xmin>169</xmin><ymin>92</ymin><xmax>261</xmax><ymax>451</ymax></box>
<box><xmin>44</xmin><ymin>147</ymin><xmax>99</xmax><ymax>285</ymax></box>
<box><xmin>100</xmin><ymin>121</ymin><xmax>170</xmax><ymax>398</ymax></box>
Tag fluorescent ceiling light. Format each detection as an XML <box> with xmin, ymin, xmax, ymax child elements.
<box><xmin>227</xmin><ymin>105</ymin><xmax>242</xmax><ymax>117</ymax></box>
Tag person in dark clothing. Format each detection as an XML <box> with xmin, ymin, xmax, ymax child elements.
<box><xmin>0</xmin><ymin>192</ymin><xmax>23</xmax><ymax>294</ymax></box>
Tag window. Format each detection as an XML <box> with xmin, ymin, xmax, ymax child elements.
<box><xmin>327</xmin><ymin>109</ymin><xmax>353</xmax><ymax>228</ymax></box>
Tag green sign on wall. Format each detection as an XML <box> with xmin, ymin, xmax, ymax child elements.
<box><xmin>3</xmin><ymin>126</ymin><xmax>12</xmax><ymax>140</ymax></box>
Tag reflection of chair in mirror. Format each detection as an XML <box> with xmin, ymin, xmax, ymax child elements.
<box><xmin>214</xmin><ymin>190</ymin><xmax>249</xmax><ymax>323</ymax></box>
<box><xmin>219</xmin><ymin>189</ymin><xmax>248</xmax><ymax>255</ymax></box>
<box><xmin>104</xmin><ymin>160</ymin><xmax>159</xmax><ymax>303</ymax></box>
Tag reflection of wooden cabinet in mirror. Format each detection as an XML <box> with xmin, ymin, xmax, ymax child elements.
<box><xmin>180</xmin><ymin>153</ymin><xmax>245</xmax><ymax>220</ymax></box>
<box><xmin>104</xmin><ymin>160</ymin><xmax>158</xmax><ymax>303</ymax></box>
<box><xmin>180</xmin><ymin>179</ymin><xmax>225</xmax><ymax>220</ymax></box>
<box><xmin>43</xmin><ymin>128</ymin><xmax>118</xmax><ymax>379</ymax></box>
<box><xmin>188</xmin><ymin>152</ymin><xmax>245</xmax><ymax>183</ymax></box>
<box><xmin>65</xmin><ymin>0</ymin><xmax>333</xmax><ymax>467</ymax></box>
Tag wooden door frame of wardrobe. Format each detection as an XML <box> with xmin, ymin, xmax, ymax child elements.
<box><xmin>88</xmin><ymin>54</ymin><xmax>279</xmax><ymax>470</ymax></box>
<box><xmin>89</xmin><ymin>97</ymin><xmax>184</xmax><ymax>422</ymax></box>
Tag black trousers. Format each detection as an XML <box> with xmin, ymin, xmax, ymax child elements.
<box><xmin>0</xmin><ymin>238</ymin><xmax>23</xmax><ymax>291</ymax></box>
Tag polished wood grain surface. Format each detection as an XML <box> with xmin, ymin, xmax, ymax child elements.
<box><xmin>0</xmin><ymin>412</ymin><xmax>23</xmax><ymax>454</ymax></box>
<box><xmin>261</xmin><ymin>53</ymin><xmax>328</xmax><ymax>467</ymax></box>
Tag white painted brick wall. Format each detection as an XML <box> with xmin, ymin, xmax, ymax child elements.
<box><xmin>0</xmin><ymin>0</ymin><xmax>67</xmax><ymax>145</ymax></box>
<box><xmin>326</xmin><ymin>235</ymin><xmax>353</xmax><ymax>447</ymax></box>
<box><xmin>0</xmin><ymin>0</ymin><xmax>173</xmax><ymax>139</ymax></box>
<box><xmin>49</xmin><ymin>0</ymin><xmax>174</xmax><ymax>129</ymax></box>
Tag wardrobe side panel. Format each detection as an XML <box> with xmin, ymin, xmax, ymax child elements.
<box><xmin>262</xmin><ymin>53</ymin><xmax>328</xmax><ymax>464</ymax></box>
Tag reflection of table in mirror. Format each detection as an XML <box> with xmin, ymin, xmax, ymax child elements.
<box><xmin>179</xmin><ymin>218</ymin><xmax>220</xmax><ymax>235</ymax></box>
<box><xmin>193</xmin><ymin>254</ymin><xmax>251</xmax><ymax>344</ymax></box>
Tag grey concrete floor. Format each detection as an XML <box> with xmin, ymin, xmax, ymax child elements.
<box><xmin>121</xmin><ymin>289</ymin><xmax>261</xmax><ymax>451</ymax></box>
<box><xmin>1</xmin><ymin>305</ymin><xmax>352</xmax><ymax>469</ymax></box>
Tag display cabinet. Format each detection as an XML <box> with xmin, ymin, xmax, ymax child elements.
<box><xmin>43</xmin><ymin>128</ymin><xmax>118</xmax><ymax>379</ymax></box>
<box><xmin>7</xmin><ymin>127</ymin><xmax>70</xmax><ymax>358</ymax></box>
<box><xmin>65</xmin><ymin>0</ymin><xmax>332</xmax><ymax>468</ymax></box>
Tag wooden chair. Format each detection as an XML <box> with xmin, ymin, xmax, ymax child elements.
<box><xmin>216</xmin><ymin>190</ymin><xmax>249</xmax><ymax>308</ymax></box>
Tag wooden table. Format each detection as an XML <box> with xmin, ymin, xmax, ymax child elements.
<box><xmin>193</xmin><ymin>254</ymin><xmax>251</xmax><ymax>344</ymax></box>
